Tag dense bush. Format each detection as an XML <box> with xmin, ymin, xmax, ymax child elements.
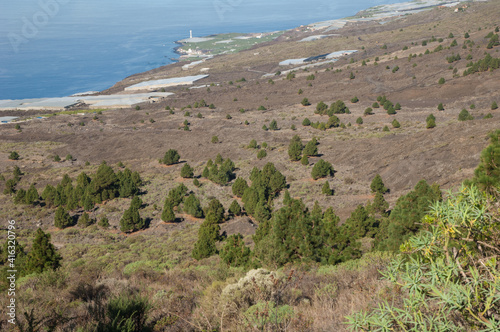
<box><xmin>458</xmin><ymin>108</ymin><xmax>473</xmax><ymax>121</ymax></box>
<box><xmin>160</xmin><ymin>149</ymin><xmax>180</xmax><ymax>165</ymax></box>
<box><xmin>348</xmin><ymin>185</ymin><xmax>500</xmax><ymax>331</ymax></box>
<box><xmin>180</xmin><ymin>163</ymin><xmax>194</xmax><ymax>178</ymax></box>
<box><xmin>370</xmin><ymin>174</ymin><xmax>388</xmax><ymax>194</ymax></box>
<box><xmin>120</xmin><ymin>196</ymin><xmax>145</xmax><ymax>233</ymax></box>
<box><xmin>311</xmin><ymin>159</ymin><xmax>334</xmax><ymax>180</ymax></box>
<box><xmin>288</xmin><ymin>135</ymin><xmax>303</xmax><ymax>161</ymax></box>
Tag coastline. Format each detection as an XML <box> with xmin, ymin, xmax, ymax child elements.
<box><xmin>0</xmin><ymin>0</ymin><xmax>482</xmax><ymax>110</ymax></box>
<box><xmin>172</xmin><ymin>0</ymin><xmax>468</xmax><ymax>60</ymax></box>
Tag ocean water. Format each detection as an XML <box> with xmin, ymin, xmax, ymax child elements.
<box><xmin>0</xmin><ymin>0</ymin><xmax>400</xmax><ymax>100</ymax></box>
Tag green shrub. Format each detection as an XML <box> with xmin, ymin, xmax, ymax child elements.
<box><xmin>364</xmin><ymin>107</ymin><xmax>373</xmax><ymax>116</ymax></box>
<box><xmin>311</xmin><ymin>159</ymin><xmax>334</xmax><ymax>180</ymax></box>
<box><xmin>492</xmin><ymin>101</ymin><xmax>498</xmax><ymax>110</ymax></box>
<box><xmin>98</xmin><ymin>216</ymin><xmax>110</xmax><ymax>228</ymax></box>
<box><xmin>257</xmin><ymin>149</ymin><xmax>267</xmax><ymax>160</ymax></box>
<box><xmin>55</xmin><ymin>206</ymin><xmax>73</xmax><ymax>229</ymax></box>
<box><xmin>301</xmin><ymin>98</ymin><xmax>311</xmax><ymax>106</ymax></box>
<box><xmin>269</xmin><ymin>119</ymin><xmax>279</xmax><ymax>130</ymax></box>
<box><xmin>258</xmin><ymin>105</ymin><xmax>267</xmax><ymax>111</ymax></box>
<box><xmin>184</xmin><ymin>194</ymin><xmax>203</xmax><ymax>218</ymax></box>
<box><xmin>106</xmin><ymin>292</ymin><xmax>150</xmax><ymax>332</ymax></box>
<box><xmin>160</xmin><ymin>149</ymin><xmax>180</xmax><ymax>165</ymax></box>
<box><xmin>219</xmin><ymin>233</ymin><xmax>250</xmax><ymax>267</ymax></box>
<box><xmin>437</xmin><ymin>103</ymin><xmax>444</xmax><ymax>111</ymax></box>
<box><xmin>24</xmin><ymin>228</ymin><xmax>61</xmax><ymax>275</ymax></box>
<box><xmin>180</xmin><ymin>163</ymin><xmax>194</xmax><ymax>178</ymax></box>
<box><xmin>458</xmin><ymin>109</ymin><xmax>473</xmax><ymax>121</ymax></box>
<box><xmin>288</xmin><ymin>135</ymin><xmax>303</xmax><ymax>161</ymax></box>
<box><xmin>322</xmin><ymin>181</ymin><xmax>333</xmax><ymax>196</ymax></box>
<box><xmin>228</xmin><ymin>200</ymin><xmax>242</xmax><ymax>216</ymax></box>
<box><xmin>211</xmin><ymin>135</ymin><xmax>219</xmax><ymax>144</ymax></box>
<box><xmin>348</xmin><ymin>185</ymin><xmax>500</xmax><ymax>331</ymax></box>
<box><xmin>392</xmin><ymin>119</ymin><xmax>401</xmax><ymax>128</ymax></box>
<box><xmin>370</xmin><ymin>174</ymin><xmax>388</xmax><ymax>194</ymax></box>
<box><xmin>8</xmin><ymin>151</ymin><xmax>19</xmax><ymax>160</ymax></box>
<box><xmin>438</xmin><ymin>77</ymin><xmax>445</xmax><ymax>84</ymax></box>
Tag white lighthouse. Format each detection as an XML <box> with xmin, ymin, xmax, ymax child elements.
<box><xmin>190</xmin><ymin>30</ymin><xmax>193</xmax><ymax>39</ymax></box>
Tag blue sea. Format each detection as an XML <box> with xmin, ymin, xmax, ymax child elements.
<box><xmin>0</xmin><ymin>0</ymin><xmax>400</xmax><ymax>100</ymax></box>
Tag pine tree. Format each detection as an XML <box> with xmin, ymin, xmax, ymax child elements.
<box><xmin>426</xmin><ymin>117</ymin><xmax>436</xmax><ymax>129</ymax></box>
<box><xmin>282</xmin><ymin>190</ymin><xmax>292</xmax><ymax>206</ymax></box>
<box><xmin>316</xmin><ymin>101</ymin><xmax>328</xmax><ymax>114</ymax></box>
<box><xmin>458</xmin><ymin>109</ymin><xmax>473</xmax><ymax>121</ymax></box>
<box><xmin>370</xmin><ymin>192</ymin><xmax>389</xmax><ymax>215</ymax></box>
<box><xmin>311</xmin><ymin>159</ymin><xmax>334</xmax><ymax>180</ymax></box>
<box><xmin>437</xmin><ymin>103</ymin><xmax>444</xmax><ymax>111</ymax></box>
<box><xmin>160</xmin><ymin>149</ymin><xmax>180</xmax><ymax>165</ymax></box>
<box><xmin>301</xmin><ymin>155</ymin><xmax>309</xmax><ymax>165</ymax></box>
<box><xmin>257</xmin><ymin>149</ymin><xmax>267</xmax><ymax>160</ymax></box>
<box><xmin>248</xmin><ymin>139</ymin><xmax>258</xmax><ymax>149</ymax></box>
<box><xmin>54</xmin><ymin>206</ymin><xmax>73</xmax><ymax>229</ymax></box>
<box><xmin>269</xmin><ymin>119</ymin><xmax>279</xmax><ymax>130</ymax></box>
<box><xmin>343</xmin><ymin>205</ymin><xmax>377</xmax><ymax>239</ymax></box>
<box><xmin>492</xmin><ymin>101</ymin><xmax>498</xmax><ymax>110</ymax></box>
<box><xmin>375</xmin><ymin>180</ymin><xmax>442</xmax><ymax>251</ymax></box>
<box><xmin>180</xmin><ymin>163</ymin><xmax>194</xmax><ymax>178</ymax></box>
<box><xmin>205</xmin><ymin>198</ymin><xmax>225</xmax><ymax>223</ymax></box>
<box><xmin>161</xmin><ymin>199</ymin><xmax>175</xmax><ymax>222</ymax></box>
<box><xmin>322</xmin><ymin>181</ymin><xmax>333</xmax><ymax>196</ymax></box>
<box><xmin>78</xmin><ymin>212</ymin><xmax>94</xmax><ymax>227</ymax></box>
<box><xmin>120</xmin><ymin>197</ymin><xmax>145</xmax><ymax>233</ymax></box>
<box><xmin>302</xmin><ymin>118</ymin><xmax>311</xmax><ymax>126</ymax></box>
<box><xmin>232</xmin><ymin>178</ymin><xmax>249</xmax><ymax>197</ymax></box>
<box><xmin>219</xmin><ymin>234</ymin><xmax>251</xmax><ymax>267</ymax></box>
<box><xmin>472</xmin><ymin>129</ymin><xmax>500</xmax><ymax>194</ymax></box>
<box><xmin>202</xmin><ymin>166</ymin><xmax>210</xmax><ymax>178</ymax></box>
<box><xmin>228</xmin><ymin>200</ymin><xmax>242</xmax><ymax>216</ymax></box>
<box><xmin>370</xmin><ymin>174</ymin><xmax>388</xmax><ymax>194</ymax></box>
<box><xmin>24</xmin><ymin>228</ymin><xmax>62</xmax><ymax>275</ymax></box>
<box><xmin>192</xmin><ymin>211</ymin><xmax>221</xmax><ymax>260</ymax></box>
<box><xmin>303</xmin><ymin>140</ymin><xmax>318</xmax><ymax>156</ymax></box>
<box><xmin>288</xmin><ymin>135</ymin><xmax>303</xmax><ymax>161</ymax></box>
<box><xmin>184</xmin><ymin>194</ymin><xmax>204</xmax><ymax>218</ymax></box>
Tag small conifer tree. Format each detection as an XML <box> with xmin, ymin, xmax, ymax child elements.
<box><xmin>311</xmin><ymin>159</ymin><xmax>334</xmax><ymax>180</ymax></box>
<box><xmin>229</xmin><ymin>200</ymin><xmax>242</xmax><ymax>216</ymax></box>
<box><xmin>370</xmin><ymin>174</ymin><xmax>388</xmax><ymax>194</ymax></box>
<box><xmin>160</xmin><ymin>149</ymin><xmax>180</xmax><ymax>165</ymax></box>
<box><xmin>322</xmin><ymin>181</ymin><xmax>333</xmax><ymax>196</ymax></box>
<box><xmin>301</xmin><ymin>154</ymin><xmax>309</xmax><ymax>165</ymax></box>
<box><xmin>161</xmin><ymin>199</ymin><xmax>175</xmax><ymax>222</ymax></box>
<box><xmin>184</xmin><ymin>194</ymin><xmax>204</xmax><ymax>218</ymax></box>
<box><xmin>54</xmin><ymin>206</ymin><xmax>73</xmax><ymax>229</ymax></box>
<box><xmin>25</xmin><ymin>228</ymin><xmax>62</xmax><ymax>274</ymax></box>
<box><xmin>180</xmin><ymin>163</ymin><xmax>194</xmax><ymax>178</ymax></box>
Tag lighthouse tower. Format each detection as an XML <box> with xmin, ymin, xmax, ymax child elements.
<box><xmin>190</xmin><ymin>30</ymin><xmax>193</xmax><ymax>39</ymax></box>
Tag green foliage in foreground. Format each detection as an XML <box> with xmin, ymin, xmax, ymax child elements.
<box><xmin>347</xmin><ymin>185</ymin><xmax>500</xmax><ymax>331</ymax></box>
